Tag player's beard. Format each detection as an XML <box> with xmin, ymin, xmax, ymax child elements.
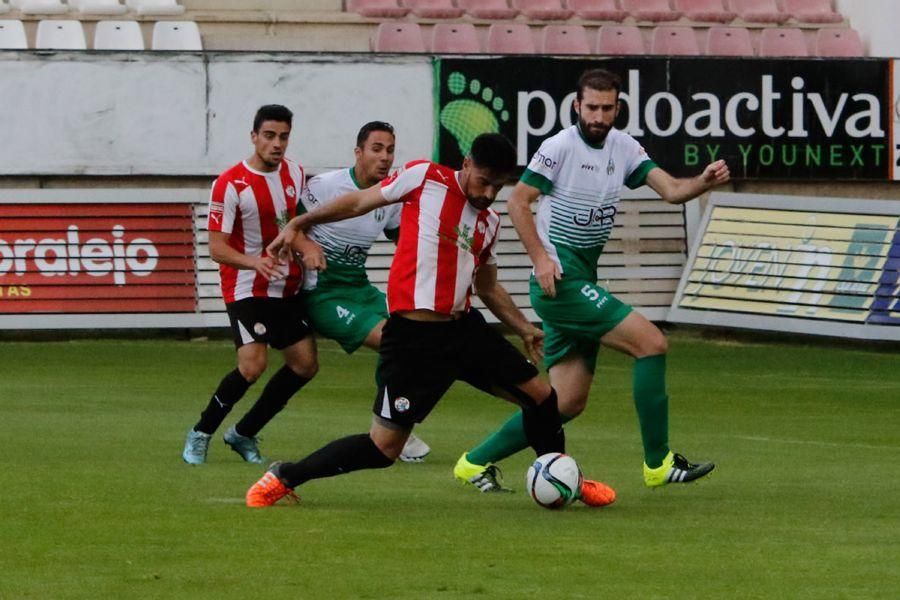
<box><xmin>578</xmin><ymin>115</ymin><xmax>611</xmax><ymax>146</ymax></box>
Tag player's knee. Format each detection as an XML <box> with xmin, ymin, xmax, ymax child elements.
<box><xmin>238</xmin><ymin>359</ymin><xmax>267</xmax><ymax>383</ymax></box>
<box><xmin>288</xmin><ymin>358</ymin><xmax>318</xmax><ymax>380</ymax></box>
<box><xmin>635</xmin><ymin>329</ymin><xmax>668</xmax><ymax>358</ymax></box>
<box><xmin>559</xmin><ymin>394</ymin><xmax>587</xmax><ymax>418</ymax></box>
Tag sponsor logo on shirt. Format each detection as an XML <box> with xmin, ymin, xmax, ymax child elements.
<box><xmin>453</xmin><ymin>223</ymin><xmax>475</xmax><ymax>253</ymax></box>
<box><xmin>573</xmin><ymin>205</ymin><xmax>617</xmax><ymax>228</ymax></box>
<box><xmin>581</xmin><ymin>163</ymin><xmax>599</xmax><ymax>172</ymax></box>
<box><xmin>534</xmin><ymin>151</ymin><xmax>558</xmax><ymax>170</ymax></box>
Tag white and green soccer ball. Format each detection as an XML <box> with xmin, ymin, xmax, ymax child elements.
<box><xmin>526</xmin><ymin>452</ymin><xmax>583</xmax><ymax>509</ymax></box>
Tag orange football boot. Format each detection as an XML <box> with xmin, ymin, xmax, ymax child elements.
<box><xmin>578</xmin><ymin>479</ymin><xmax>616</xmax><ymax>507</ymax></box>
<box><xmin>246</xmin><ymin>467</ymin><xmax>299</xmax><ymax>508</ymax></box>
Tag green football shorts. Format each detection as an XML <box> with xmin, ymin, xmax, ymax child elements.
<box><xmin>305</xmin><ymin>284</ymin><xmax>388</xmax><ymax>354</ymax></box>
<box><xmin>529</xmin><ymin>276</ymin><xmax>633</xmax><ymax>373</ymax></box>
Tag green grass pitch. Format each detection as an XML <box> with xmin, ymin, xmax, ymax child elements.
<box><xmin>1</xmin><ymin>332</ymin><xmax>898</xmax><ymax>599</ymax></box>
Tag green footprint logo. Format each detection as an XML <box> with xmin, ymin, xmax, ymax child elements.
<box><xmin>440</xmin><ymin>72</ymin><xmax>510</xmax><ymax>156</ymax></box>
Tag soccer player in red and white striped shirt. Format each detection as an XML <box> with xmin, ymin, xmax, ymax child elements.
<box><xmin>246</xmin><ymin>134</ymin><xmax>615</xmax><ymax>507</ymax></box>
<box><xmin>182</xmin><ymin>105</ymin><xmax>322</xmax><ymax>466</ymax></box>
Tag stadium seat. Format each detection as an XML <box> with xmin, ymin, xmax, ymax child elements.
<box><xmin>72</xmin><ymin>0</ymin><xmax>127</xmax><ymax>15</ymax></box>
<box><xmin>371</xmin><ymin>21</ymin><xmax>425</xmax><ymax>52</ymax></box>
<box><xmin>814</xmin><ymin>27</ymin><xmax>863</xmax><ymax>57</ymax></box>
<box><xmin>94</xmin><ymin>20</ymin><xmax>144</xmax><ymax>49</ymax></box>
<box><xmin>431</xmin><ymin>23</ymin><xmax>480</xmax><ymax>54</ymax></box>
<box><xmin>486</xmin><ymin>23</ymin><xmax>536</xmax><ymax>54</ymax></box>
<box><xmin>16</xmin><ymin>0</ymin><xmax>68</xmax><ymax>15</ymax></box>
<box><xmin>125</xmin><ymin>0</ymin><xmax>185</xmax><ymax>16</ymax></box>
<box><xmin>151</xmin><ymin>20</ymin><xmax>201</xmax><ymax>50</ymax></box>
<box><xmin>674</xmin><ymin>0</ymin><xmax>735</xmax><ymax>23</ymax></box>
<box><xmin>348</xmin><ymin>0</ymin><xmax>409</xmax><ymax>18</ymax></box>
<box><xmin>0</xmin><ymin>1</ymin><xmax>10</xmax><ymax>14</ymax></box>
<box><xmin>759</xmin><ymin>27</ymin><xmax>808</xmax><ymax>56</ymax></box>
<box><xmin>458</xmin><ymin>0</ymin><xmax>519</xmax><ymax>19</ymax></box>
<box><xmin>650</xmin><ymin>25</ymin><xmax>700</xmax><ymax>55</ymax></box>
<box><xmin>705</xmin><ymin>25</ymin><xmax>753</xmax><ymax>55</ymax></box>
<box><xmin>511</xmin><ymin>0</ymin><xmax>574</xmax><ymax>20</ymax></box>
<box><xmin>621</xmin><ymin>0</ymin><xmax>681</xmax><ymax>22</ymax></box>
<box><xmin>595</xmin><ymin>24</ymin><xmax>645</xmax><ymax>54</ymax></box>
<box><xmin>541</xmin><ymin>24</ymin><xmax>590</xmax><ymax>54</ymax></box>
<box><xmin>0</xmin><ymin>19</ymin><xmax>27</xmax><ymax>48</ymax></box>
<box><xmin>403</xmin><ymin>0</ymin><xmax>463</xmax><ymax>19</ymax></box>
<box><xmin>36</xmin><ymin>20</ymin><xmax>86</xmax><ymax>49</ymax></box>
<box><xmin>565</xmin><ymin>0</ymin><xmax>627</xmax><ymax>22</ymax></box>
<box><xmin>783</xmin><ymin>0</ymin><xmax>843</xmax><ymax>24</ymax></box>
<box><xmin>728</xmin><ymin>0</ymin><xmax>789</xmax><ymax>24</ymax></box>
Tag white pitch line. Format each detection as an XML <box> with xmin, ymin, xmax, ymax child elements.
<box><xmin>735</xmin><ymin>435</ymin><xmax>899</xmax><ymax>451</ymax></box>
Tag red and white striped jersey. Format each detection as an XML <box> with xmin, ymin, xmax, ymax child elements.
<box><xmin>380</xmin><ymin>160</ymin><xmax>501</xmax><ymax>315</ymax></box>
<box><xmin>207</xmin><ymin>159</ymin><xmax>305</xmax><ymax>304</ymax></box>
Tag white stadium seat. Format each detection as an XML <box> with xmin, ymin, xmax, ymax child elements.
<box><xmin>36</xmin><ymin>19</ymin><xmax>87</xmax><ymax>49</ymax></box>
<box><xmin>0</xmin><ymin>1</ymin><xmax>10</xmax><ymax>14</ymax></box>
<box><xmin>151</xmin><ymin>20</ymin><xmax>201</xmax><ymax>50</ymax></box>
<box><xmin>16</xmin><ymin>0</ymin><xmax>68</xmax><ymax>15</ymax></box>
<box><xmin>0</xmin><ymin>19</ymin><xmax>27</xmax><ymax>48</ymax></box>
<box><xmin>73</xmin><ymin>0</ymin><xmax>128</xmax><ymax>15</ymax></box>
<box><xmin>125</xmin><ymin>0</ymin><xmax>185</xmax><ymax>16</ymax></box>
<box><xmin>94</xmin><ymin>20</ymin><xmax>144</xmax><ymax>49</ymax></box>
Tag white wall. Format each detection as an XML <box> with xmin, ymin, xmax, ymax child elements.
<box><xmin>0</xmin><ymin>53</ymin><xmax>434</xmax><ymax>176</ymax></box>
<box><xmin>835</xmin><ymin>0</ymin><xmax>900</xmax><ymax>58</ymax></box>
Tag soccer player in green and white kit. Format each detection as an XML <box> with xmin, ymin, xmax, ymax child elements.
<box><xmin>455</xmin><ymin>68</ymin><xmax>730</xmax><ymax>490</ymax></box>
<box><xmin>298</xmin><ymin>121</ymin><xmax>430</xmax><ymax>462</ymax></box>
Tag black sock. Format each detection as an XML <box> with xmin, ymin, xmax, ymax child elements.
<box><xmin>234</xmin><ymin>365</ymin><xmax>311</xmax><ymax>437</ymax></box>
<box><xmin>194</xmin><ymin>369</ymin><xmax>252</xmax><ymax>434</ymax></box>
<box><xmin>277</xmin><ymin>433</ymin><xmax>394</xmax><ymax>488</ymax></box>
<box><xmin>521</xmin><ymin>387</ymin><xmax>566</xmax><ymax>456</ymax></box>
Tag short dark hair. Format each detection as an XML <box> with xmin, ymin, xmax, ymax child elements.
<box><xmin>356</xmin><ymin>121</ymin><xmax>395</xmax><ymax>148</ymax></box>
<box><xmin>253</xmin><ymin>104</ymin><xmax>293</xmax><ymax>132</ymax></box>
<box><xmin>577</xmin><ymin>69</ymin><xmax>623</xmax><ymax>101</ymax></box>
<box><xmin>469</xmin><ymin>133</ymin><xmax>516</xmax><ymax>175</ymax></box>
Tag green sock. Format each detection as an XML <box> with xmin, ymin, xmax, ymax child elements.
<box><xmin>467</xmin><ymin>411</ymin><xmax>574</xmax><ymax>466</ymax></box>
<box><xmin>634</xmin><ymin>354</ymin><xmax>670</xmax><ymax>468</ymax></box>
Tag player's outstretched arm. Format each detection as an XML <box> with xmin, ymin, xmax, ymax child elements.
<box><xmin>646</xmin><ymin>159</ymin><xmax>730</xmax><ymax>205</ymax></box>
<box><xmin>267</xmin><ymin>185</ymin><xmax>390</xmax><ymax>262</ymax></box>
<box><xmin>474</xmin><ymin>264</ymin><xmax>544</xmax><ymax>363</ymax></box>
<box><xmin>508</xmin><ymin>181</ymin><xmax>561</xmax><ymax>298</ymax></box>
<box><xmin>209</xmin><ymin>230</ymin><xmax>286</xmax><ymax>281</ymax></box>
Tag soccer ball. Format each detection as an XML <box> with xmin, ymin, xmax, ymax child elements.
<box><xmin>526</xmin><ymin>452</ymin><xmax>583</xmax><ymax>509</ymax></box>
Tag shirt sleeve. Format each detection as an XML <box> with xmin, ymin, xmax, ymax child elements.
<box><xmin>622</xmin><ymin>136</ymin><xmax>658</xmax><ymax>189</ymax></box>
<box><xmin>479</xmin><ymin>219</ymin><xmax>500</xmax><ymax>266</ymax></box>
<box><xmin>380</xmin><ymin>161</ymin><xmax>430</xmax><ymax>204</ymax></box>
<box><xmin>519</xmin><ymin>136</ymin><xmax>565</xmax><ymax>194</ymax></box>
<box><xmin>298</xmin><ymin>175</ymin><xmax>325</xmax><ymax>215</ymax></box>
<box><xmin>384</xmin><ymin>202</ymin><xmax>402</xmax><ymax>232</ymax></box>
<box><xmin>207</xmin><ymin>177</ymin><xmax>239</xmax><ymax>234</ymax></box>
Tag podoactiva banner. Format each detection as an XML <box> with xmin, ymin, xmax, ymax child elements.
<box><xmin>434</xmin><ymin>57</ymin><xmax>892</xmax><ymax>181</ymax></box>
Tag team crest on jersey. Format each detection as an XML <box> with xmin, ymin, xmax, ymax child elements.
<box><xmin>374</xmin><ymin>207</ymin><xmax>385</xmax><ymax>222</ymax></box>
<box><xmin>476</xmin><ymin>221</ymin><xmax>486</xmax><ymax>234</ymax></box>
<box><xmin>394</xmin><ymin>397</ymin><xmax>411</xmax><ymax>413</ymax></box>
<box><xmin>286</xmin><ymin>185</ymin><xmax>296</xmax><ymax>198</ymax></box>
<box><xmin>454</xmin><ymin>223</ymin><xmax>475</xmax><ymax>253</ymax></box>
<box><xmin>607</xmin><ymin>158</ymin><xmax>616</xmax><ymax>175</ymax></box>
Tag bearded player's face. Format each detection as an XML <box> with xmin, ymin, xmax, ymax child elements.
<box><xmin>461</xmin><ymin>159</ymin><xmax>508</xmax><ymax>211</ymax></box>
<box><xmin>574</xmin><ymin>88</ymin><xmax>619</xmax><ymax>146</ymax></box>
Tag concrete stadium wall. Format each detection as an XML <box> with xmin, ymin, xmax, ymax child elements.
<box><xmin>0</xmin><ymin>52</ymin><xmax>433</xmax><ymax>177</ymax></box>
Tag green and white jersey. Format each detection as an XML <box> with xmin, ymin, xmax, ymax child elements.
<box><xmin>299</xmin><ymin>168</ymin><xmax>401</xmax><ymax>289</ymax></box>
<box><xmin>520</xmin><ymin>126</ymin><xmax>657</xmax><ymax>281</ymax></box>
